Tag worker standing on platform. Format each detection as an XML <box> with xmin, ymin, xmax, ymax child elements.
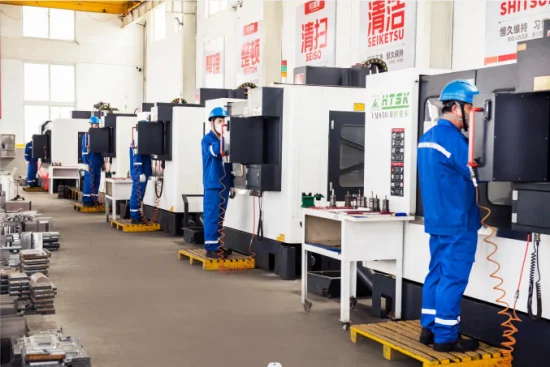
<box><xmin>129</xmin><ymin>122</ymin><xmax>152</xmax><ymax>224</ymax></box>
<box><xmin>417</xmin><ymin>80</ymin><xmax>481</xmax><ymax>352</ymax></box>
<box><xmin>24</xmin><ymin>140</ymin><xmax>38</xmax><ymax>187</ymax></box>
<box><xmin>201</xmin><ymin>107</ymin><xmax>235</xmax><ymax>259</ymax></box>
<box><xmin>82</xmin><ymin>116</ymin><xmax>103</xmax><ymax>207</ymax></box>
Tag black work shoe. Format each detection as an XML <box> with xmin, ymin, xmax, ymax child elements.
<box><xmin>434</xmin><ymin>338</ymin><xmax>479</xmax><ymax>352</ymax></box>
<box><xmin>419</xmin><ymin>328</ymin><xmax>434</xmax><ymax>345</ymax></box>
<box><xmin>205</xmin><ymin>250</ymin><xmax>220</xmax><ymax>259</ymax></box>
<box><xmin>219</xmin><ymin>248</ymin><xmax>233</xmax><ymax>258</ymax></box>
<box><xmin>131</xmin><ymin>218</ymin><xmax>142</xmax><ymax>224</ymax></box>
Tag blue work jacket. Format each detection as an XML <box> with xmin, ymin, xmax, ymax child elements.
<box><xmin>24</xmin><ymin>141</ymin><xmax>35</xmax><ymax>161</ymax></box>
<box><xmin>129</xmin><ymin>146</ymin><xmax>152</xmax><ymax>179</ymax></box>
<box><xmin>418</xmin><ymin>119</ymin><xmax>481</xmax><ymax>235</ymax></box>
<box><xmin>201</xmin><ymin>131</ymin><xmax>234</xmax><ymax>190</ymax></box>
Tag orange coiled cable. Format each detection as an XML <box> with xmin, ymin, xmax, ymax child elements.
<box><xmin>476</xmin><ymin>188</ymin><xmax>522</xmax><ymax>367</ymax></box>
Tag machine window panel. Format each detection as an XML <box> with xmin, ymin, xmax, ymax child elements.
<box><xmin>340</xmin><ymin>168</ymin><xmax>364</xmax><ymax>188</ymax></box>
<box><xmin>339</xmin><ymin>125</ymin><xmax>365</xmax><ymax>187</ymax></box>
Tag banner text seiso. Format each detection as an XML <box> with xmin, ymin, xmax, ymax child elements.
<box><xmin>359</xmin><ymin>0</ymin><xmax>416</xmax><ymax>71</ymax></box>
<box><xmin>295</xmin><ymin>1</ymin><xmax>336</xmax><ymax>67</ymax></box>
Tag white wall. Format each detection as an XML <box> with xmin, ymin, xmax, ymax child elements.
<box><xmin>145</xmin><ymin>5</ymin><xmax>183</xmax><ymax>103</ymax></box>
<box><xmin>196</xmin><ymin>0</ymin><xmax>264</xmax><ymax>89</ymax></box>
<box><xmin>452</xmin><ymin>0</ymin><xmax>487</xmax><ymax>71</ymax></box>
<box><xmin>0</xmin><ymin>4</ymin><xmax>144</xmax><ymax>143</ymax></box>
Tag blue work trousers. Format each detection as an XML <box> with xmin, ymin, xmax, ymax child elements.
<box><xmin>203</xmin><ymin>188</ymin><xmax>229</xmax><ymax>251</ymax></box>
<box><xmin>27</xmin><ymin>159</ymin><xmax>38</xmax><ymax>187</ymax></box>
<box><xmin>130</xmin><ymin>181</ymin><xmax>147</xmax><ymax>220</ymax></box>
<box><xmin>83</xmin><ymin>167</ymin><xmax>101</xmax><ymax>206</ymax></box>
<box><xmin>420</xmin><ymin>231</ymin><xmax>478</xmax><ymax>343</ymax></box>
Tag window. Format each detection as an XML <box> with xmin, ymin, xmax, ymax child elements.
<box><xmin>23</xmin><ymin>63</ymin><xmax>76</xmax><ymax>141</ymax></box>
<box><xmin>23</xmin><ymin>6</ymin><xmax>75</xmax><ymax>41</ymax></box>
<box><xmin>152</xmin><ymin>3</ymin><xmax>166</xmax><ymax>42</ymax></box>
<box><xmin>206</xmin><ymin>0</ymin><xmax>228</xmax><ymax>17</ymax></box>
<box><xmin>339</xmin><ymin>125</ymin><xmax>365</xmax><ymax>187</ymax></box>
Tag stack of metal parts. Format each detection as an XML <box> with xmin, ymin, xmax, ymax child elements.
<box><xmin>13</xmin><ymin>331</ymin><xmax>91</xmax><ymax>367</ymax></box>
<box><xmin>41</xmin><ymin>233</ymin><xmax>60</xmax><ymax>252</ymax></box>
<box><xmin>8</xmin><ymin>271</ymin><xmax>30</xmax><ymax>299</ymax></box>
<box><xmin>19</xmin><ymin>249</ymin><xmax>51</xmax><ymax>277</ymax></box>
<box><xmin>29</xmin><ymin>273</ymin><xmax>56</xmax><ymax>315</ymax></box>
<box><xmin>0</xmin><ymin>268</ymin><xmax>13</xmax><ymax>295</ymax></box>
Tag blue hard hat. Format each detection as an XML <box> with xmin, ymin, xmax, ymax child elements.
<box><xmin>89</xmin><ymin>116</ymin><xmax>100</xmax><ymax>125</ymax></box>
<box><xmin>209</xmin><ymin>107</ymin><xmax>228</xmax><ymax>121</ymax></box>
<box><xmin>439</xmin><ymin>79</ymin><xmax>479</xmax><ymax>104</ymax></box>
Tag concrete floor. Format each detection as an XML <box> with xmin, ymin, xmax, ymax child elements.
<box><xmin>28</xmin><ymin>192</ymin><xmax>418</xmax><ymax>367</ymax></box>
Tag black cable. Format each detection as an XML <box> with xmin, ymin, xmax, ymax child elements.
<box><xmin>527</xmin><ymin>237</ymin><xmax>542</xmax><ymax>321</ymax></box>
<box><xmin>257</xmin><ymin>195</ymin><xmax>264</xmax><ymax>241</ymax></box>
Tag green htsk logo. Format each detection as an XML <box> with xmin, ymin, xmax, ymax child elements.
<box><xmin>372</xmin><ymin>92</ymin><xmax>410</xmax><ymax>110</ymax></box>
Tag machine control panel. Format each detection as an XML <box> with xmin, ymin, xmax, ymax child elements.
<box><xmin>390</xmin><ymin>128</ymin><xmax>405</xmax><ymax>197</ymax></box>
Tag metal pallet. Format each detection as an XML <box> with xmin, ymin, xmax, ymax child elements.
<box><xmin>23</xmin><ymin>187</ymin><xmax>46</xmax><ymax>192</ymax></box>
<box><xmin>110</xmin><ymin>219</ymin><xmax>161</xmax><ymax>233</ymax></box>
<box><xmin>178</xmin><ymin>248</ymin><xmax>255</xmax><ymax>271</ymax></box>
<box><xmin>350</xmin><ymin>321</ymin><xmax>506</xmax><ymax>367</ymax></box>
<box><xmin>73</xmin><ymin>203</ymin><xmax>105</xmax><ymax>213</ymax></box>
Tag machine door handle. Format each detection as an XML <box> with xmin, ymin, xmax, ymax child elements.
<box><xmin>468</xmin><ymin>107</ymin><xmax>484</xmax><ymax>168</ymax></box>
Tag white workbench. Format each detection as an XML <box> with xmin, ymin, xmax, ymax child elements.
<box><xmin>301</xmin><ymin>207</ymin><xmax>414</xmax><ymax>329</ymax></box>
<box><xmin>48</xmin><ymin>166</ymin><xmax>80</xmax><ymax>194</ymax></box>
<box><xmin>104</xmin><ymin>178</ymin><xmax>133</xmax><ymax>222</ymax></box>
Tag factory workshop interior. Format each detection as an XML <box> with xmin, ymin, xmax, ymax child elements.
<box><xmin>2</xmin><ymin>0</ymin><xmax>550</xmax><ymax>366</ymax></box>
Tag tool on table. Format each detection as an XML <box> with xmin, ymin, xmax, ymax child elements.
<box><xmin>369</xmin><ymin>191</ymin><xmax>375</xmax><ymax>211</ymax></box>
<box><xmin>382</xmin><ymin>196</ymin><xmax>390</xmax><ymax>213</ymax></box>
<box><xmin>344</xmin><ymin>191</ymin><xmax>351</xmax><ymax>207</ymax></box>
<box><xmin>329</xmin><ymin>189</ymin><xmax>337</xmax><ymax>207</ymax></box>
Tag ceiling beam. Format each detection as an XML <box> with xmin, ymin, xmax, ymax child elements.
<box><xmin>0</xmin><ymin>1</ymin><xmax>141</xmax><ymax>15</ymax></box>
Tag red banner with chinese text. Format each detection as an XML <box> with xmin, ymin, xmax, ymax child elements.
<box><xmin>295</xmin><ymin>0</ymin><xmax>336</xmax><ymax>67</ymax></box>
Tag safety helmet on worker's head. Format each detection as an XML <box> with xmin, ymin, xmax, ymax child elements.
<box><xmin>89</xmin><ymin>116</ymin><xmax>100</xmax><ymax>125</ymax></box>
<box><xmin>208</xmin><ymin>107</ymin><xmax>228</xmax><ymax>121</ymax></box>
<box><xmin>439</xmin><ymin>80</ymin><xmax>479</xmax><ymax>104</ymax></box>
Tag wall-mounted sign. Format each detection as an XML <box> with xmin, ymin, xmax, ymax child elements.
<box><xmin>485</xmin><ymin>1</ymin><xmax>550</xmax><ymax>65</ymax></box>
<box><xmin>295</xmin><ymin>1</ymin><xmax>336</xmax><ymax>67</ymax></box>
<box><xmin>359</xmin><ymin>0</ymin><xmax>417</xmax><ymax>70</ymax></box>
<box><xmin>236</xmin><ymin>21</ymin><xmax>263</xmax><ymax>86</ymax></box>
<box><xmin>203</xmin><ymin>36</ymin><xmax>225</xmax><ymax>88</ymax></box>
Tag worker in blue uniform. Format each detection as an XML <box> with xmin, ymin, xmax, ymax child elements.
<box><xmin>82</xmin><ymin>116</ymin><xmax>103</xmax><ymax>207</ymax></box>
<box><xmin>417</xmin><ymin>80</ymin><xmax>481</xmax><ymax>353</ymax></box>
<box><xmin>129</xmin><ymin>124</ymin><xmax>152</xmax><ymax>224</ymax></box>
<box><xmin>201</xmin><ymin>107</ymin><xmax>235</xmax><ymax>259</ymax></box>
<box><xmin>24</xmin><ymin>141</ymin><xmax>38</xmax><ymax>187</ymax></box>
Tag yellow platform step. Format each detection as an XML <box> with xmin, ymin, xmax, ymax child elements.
<box><xmin>350</xmin><ymin>321</ymin><xmax>506</xmax><ymax>367</ymax></box>
<box><xmin>178</xmin><ymin>248</ymin><xmax>255</xmax><ymax>271</ymax></box>
<box><xmin>110</xmin><ymin>219</ymin><xmax>161</xmax><ymax>233</ymax></box>
<box><xmin>73</xmin><ymin>203</ymin><xmax>105</xmax><ymax>213</ymax></box>
<box><xmin>23</xmin><ymin>187</ymin><xmax>47</xmax><ymax>192</ymax></box>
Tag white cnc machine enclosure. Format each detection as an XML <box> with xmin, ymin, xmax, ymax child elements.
<box><xmin>224</xmin><ymin>85</ymin><xmax>368</xmax><ymax>244</ymax></box>
<box><xmin>112</xmin><ymin>116</ymin><xmax>136</xmax><ymax>177</ymax></box>
<box><xmin>47</xmin><ymin>119</ymin><xmax>90</xmax><ymax>166</ymax></box>
<box><xmin>143</xmin><ymin>105</ymin><xmax>205</xmax><ymax>213</ymax></box>
<box><xmin>363</xmin><ymin>69</ymin><xmax>550</xmax><ymax>319</ymax></box>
